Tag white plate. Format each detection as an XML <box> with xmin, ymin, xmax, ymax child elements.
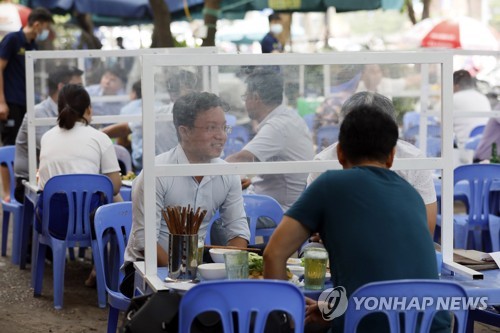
<box><xmin>164</xmin><ymin>282</ymin><xmax>197</xmax><ymax>292</ymax></box>
<box><xmin>325</xmin><ymin>272</ymin><xmax>331</xmax><ymax>280</ymax></box>
<box><xmin>286</xmin><ymin>258</ymin><xmax>302</xmax><ymax>266</ymax></box>
<box><xmin>121</xmin><ymin>180</ymin><xmax>133</xmax><ymax>187</ymax></box>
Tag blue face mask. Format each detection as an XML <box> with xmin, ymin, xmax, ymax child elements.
<box><xmin>36</xmin><ymin>29</ymin><xmax>49</xmax><ymax>42</ymax></box>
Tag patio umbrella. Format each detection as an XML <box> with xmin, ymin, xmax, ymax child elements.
<box><xmin>0</xmin><ymin>3</ymin><xmax>32</xmax><ymax>35</ymax></box>
<box><xmin>421</xmin><ymin>16</ymin><xmax>499</xmax><ymax>50</ymax></box>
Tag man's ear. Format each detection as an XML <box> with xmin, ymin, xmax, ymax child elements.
<box><xmin>178</xmin><ymin>126</ymin><xmax>189</xmax><ymax>141</ymax></box>
<box><xmin>337</xmin><ymin>144</ymin><xmax>346</xmax><ymax>168</ymax></box>
<box><xmin>386</xmin><ymin>147</ymin><xmax>396</xmax><ymax>168</ymax></box>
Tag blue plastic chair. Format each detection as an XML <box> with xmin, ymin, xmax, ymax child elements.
<box><xmin>343</xmin><ymin>280</ymin><xmax>468</xmax><ymax>333</ymax></box>
<box><xmin>469</xmin><ymin>125</ymin><xmax>485</xmax><ymax>138</ymax></box>
<box><xmin>224</xmin><ymin>125</ymin><xmax>251</xmax><ymax>157</ymax></box>
<box><xmin>315</xmin><ymin>125</ymin><xmax>340</xmax><ymax>153</ymax></box>
<box><xmin>464</xmin><ymin>135</ymin><xmax>483</xmax><ymax>151</ymax></box>
<box><xmin>453</xmin><ymin>164</ymin><xmax>500</xmax><ymax>251</ymax></box>
<box><xmin>0</xmin><ymin>146</ymin><xmax>23</xmax><ymax>265</ymax></box>
<box><xmin>32</xmin><ymin>174</ymin><xmax>114</xmax><ymax>309</ymax></box>
<box><xmin>94</xmin><ymin>202</ymin><xmax>132</xmax><ymax>333</ymax></box>
<box><xmin>415</xmin><ymin>136</ymin><xmax>442</xmax><ymax>157</ymax></box>
<box><xmin>243</xmin><ymin>194</ymin><xmax>283</xmax><ymax>244</ymax></box>
<box><xmin>204</xmin><ymin>211</ymin><xmax>220</xmax><ymax>245</ymax></box>
<box><xmin>179</xmin><ymin>280</ymin><xmax>305</xmax><ymax>333</ymax></box>
<box><xmin>224</xmin><ymin>138</ymin><xmax>246</xmax><ymax>157</ymax></box>
<box><xmin>303</xmin><ymin>113</ymin><xmax>315</xmax><ymax>132</ymax></box>
<box><xmin>228</xmin><ymin>125</ymin><xmax>250</xmax><ymax>144</ymax></box>
<box><xmin>404</xmin><ymin>124</ymin><xmax>441</xmax><ymax>142</ymax></box>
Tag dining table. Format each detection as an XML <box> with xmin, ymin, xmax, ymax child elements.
<box><xmin>132</xmin><ymin>260</ymin><xmax>500</xmax><ymax>305</ymax></box>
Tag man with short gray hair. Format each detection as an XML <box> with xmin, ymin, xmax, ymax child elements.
<box><xmin>308</xmin><ymin>91</ymin><xmax>437</xmax><ymax>234</ymax></box>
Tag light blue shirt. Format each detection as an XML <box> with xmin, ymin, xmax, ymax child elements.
<box><xmin>124</xmin><ymin>145</ymin><xmax>250</xmax><ymax>263</ymax></box>
<box><xmin>86</xmin><ymin>84</ymin><xmax>126</xmax><ymax>116</ymax></box>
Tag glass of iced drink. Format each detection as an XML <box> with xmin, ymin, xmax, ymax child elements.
<box><xmin>304</xmin><ymin>247</ymin><xmax>328</xmax><ymax>290</ymax></box>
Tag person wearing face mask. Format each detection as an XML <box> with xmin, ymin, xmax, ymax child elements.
<box><xmin>0</xmin><ymin>7</ymin><xmax>53</xmax><ymax>202</ymax></box>
<box><xmin>260</xmin><ymin>13</ymin><xmax>284</xmax><ymax>53</ymax></box>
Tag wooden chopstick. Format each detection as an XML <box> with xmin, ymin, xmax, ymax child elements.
<box><xmin>204</xmin><ymin>245</ymin><xmax>261</xmax><ymax>252</ymax></box>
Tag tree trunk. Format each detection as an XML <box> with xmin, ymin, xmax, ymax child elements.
<box><xmin>278</xmin><ymin>13</ymin><xmax>292</xmax><ymax>50</ymax></box>
<box><xmin>405</xmin><ymin>0</ymin><xmax>417</xmax><ymax>25</ymax></box>
<box><xmin>149</xmin><ymin>0</ymin><xmax>174</xmax><ymax>48</ymax></box>
<box><xmin>422</xmin><ymin>0</ymin><xmax>431</xmax><ymax>20</ymax></box>
<box><xmin>75</xmin><ymin>13</ymin><xmax>102</xmax><ymax>50</ymax></box>
<box><xmin>202</xmin><ymin>0</ymin><xmax>221</xmax><ymax>47</ymax></box>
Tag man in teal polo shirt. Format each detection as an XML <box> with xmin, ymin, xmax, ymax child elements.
<box><xmin>264</xmin><ymin>103</ymin><xmax>450</xmax><ymax>332</ymax></box>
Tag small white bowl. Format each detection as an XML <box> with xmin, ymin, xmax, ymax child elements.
<box><xmin>198</xmin><ymin>263</ymin><xmax>227</xmax><ymax>280</ymax></box>
<box><xmin>209</xmin><ymin>248</ymin><xmax>240</xmax><ymax>263</ymax></box>
<box><xmin>287</xmin><ymin>265</ymin><xmax>305</xmax><ymax>277</ymax></box>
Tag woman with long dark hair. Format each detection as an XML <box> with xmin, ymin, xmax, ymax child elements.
<box><xmin>37</xmin><ymin>84</ymin><xmax>122</xmax><ymax>286</ymax></box>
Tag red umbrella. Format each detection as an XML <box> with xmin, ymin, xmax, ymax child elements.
<box><xmin>421</xmin><ymin>16</ymin><xmax>499</xmax><ymax>50</ymax></box>
<box><xmin>0</xmin><ymin>3</ymin><xmax>32</xmax><ymax>35</ymax></box>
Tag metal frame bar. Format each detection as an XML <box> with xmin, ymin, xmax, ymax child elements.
<box><xmin>140</xmin><ymin>51</ymin><xmax>485</xmax><ymax>292</ymax></box>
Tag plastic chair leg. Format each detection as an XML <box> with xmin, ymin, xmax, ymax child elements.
<box><xmin>1</xmin><ymin>210</ymin><xmax>9</xmax><ymax>256</ymax></box>
<box><xmin>10</xmin><ymin>210</ymin><xmax>22</xmax><ymax>265</ymax></box>
<box><xmin>107</xmin><ymin>306</ymin><xmax>119</xmax><ymax>333</ymax></box>
<box><xmin>489</xmin><ymin>215</ymin><xmax>500</xmax><ymax>252</ymax></box>
<box><xmin>92</xmin><ymin>239</ymin><xmax>107</xmax><ymax>308</ymax></box>
<box><xmin>19</xmin><ymin>213</ymin><xmax>32</xmax><ymax>270</ymax></box>
<box><xmin>33</xmin><ymin>243</ymin><xmax>47</xmax><ymax>297</ymax></box>
<box><xmin>472</xmin><ymin>229</ymin><xmax>483</xmax><ymax>251</ymax></box>
<box><xmin>454</xmin><ymin>219</ymin><xmax>468</xmax><ymax>249</ymax></box>
<box><xmin>51</xmin><ymin>241</ymin><xmax>67</xmax><ymax>310</ymax></box>
<box><xmin>68</xmin><ymin>247</ymin><xmax>75</xmax><ymax>261</ymax></box>
<box><xmin>31</xmin><ymin>229</ymin><xmax>39</xmax><ymax>288</ymax></box>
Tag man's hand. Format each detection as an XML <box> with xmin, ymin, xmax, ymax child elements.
<box><xmin>305</xmin><ymin>297</ymin><xmax>329</xmax><ymax>325</ymax></box>
<box><xmin>0</xmin><ymin>102</ymin><xmax>9</xmax><ymax>121</ymax></box>
<box><xmin>241</xmin><ymin>177</ymin><xmax>252</xmax><ymax>190</ymax></box>
<box><xmin>309</xmin><ymin>233</ymin><xmax>322</xmax><ymax>243</ymax></box>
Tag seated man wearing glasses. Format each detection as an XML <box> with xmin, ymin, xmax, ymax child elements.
<box><xmin>264</xmin><ymin>104</ymin><xmax>450</xmax><ymax>333</ymax></box>
<box><xmin>226</xmin><ymin>68</ymin><xmax>314</xmax><ymax>215</ymax></box>
<box><xmin>122</xmin><ymin>92</ymin><xmax>250</xmax><ymax>297</ymax></box>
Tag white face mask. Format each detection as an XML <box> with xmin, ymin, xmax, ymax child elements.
<box><xmin>270</xmin><ymin>24</ymin><xmax>283</xmax><ymax>35</ymax></box>
<box><xmin>36</xmin><ymin>29</ymin><xmax>49</xmax><ymax>42</ymax></box>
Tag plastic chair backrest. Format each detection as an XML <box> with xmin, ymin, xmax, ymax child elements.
<box><xmin>469</xmin><ymin>125</ymin><xmax>485</xmax><ymax>138</ymax></box>
<box><xmin>454</xmin><ymin>164</ymin><xmax>500</xmax><ymax>227</ymax></box>
<box><xmin>94</xmin><ymin>202</ymin><xmax>132</xmax><ymax>291</ymax></box>
<box><xmin>343</xmin><ymin>280</ymin><xmax>468</xmax><ymax>333</ymax></box>
<box><xmin>316</xmin><ymin>125</ymin><xmax>340</xmax><ymax>153</ymax></box>
<box><xmin>415</xmin><ymin>136</ymin><xmax>442</xmax><ymax>157</ymax></box>
<box><xmin>114</xmin><ymin>144</ymin><xmax>132</xmax><ymax>174</ymax></box>
<box><xmin>243</xmin><ymin>194</ymin><xmax>283</xmax><ymax>244</ymax></box>
<box><xmin>0</xmin><ymin>145</ymin><xmax>16</xmax><ymax>201</ymax></box>
<box><xmin>204</xmin><ymin>210</ymin><xmax>220</xmax><ymax>245</ymax></box>
<box><xmin>404</xmin><ymin>124</ymin><xmax>441</xmax><ymax>141</ymax></box>
<box><xmin>41</xmin><ymin>174</ymin><xmax>114</xmax><ymax>242</ymax></box>
<box><xmin>224</xmin><ymin>139</ymin><xmax>246</xmax><ymax>157</ymax></box>
<box><xmin>225</xmin><ymin>114</ymin><xmax>237</xmax><ymax>127</ymax></box>
<box><xmin>228</xmin><ymin>125</ymin><xmax>250</xmax><ymax>144</ymax></box>
<box><xmin>179</xmin><ymin>280</ymin><xmax>305</xmax><ymax>333</ymax></box>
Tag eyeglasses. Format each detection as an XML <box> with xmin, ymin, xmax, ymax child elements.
<box><xmin>192</xmin><ymin>125</ymin><xmax>232</xmax><ymax>135</ymax></box>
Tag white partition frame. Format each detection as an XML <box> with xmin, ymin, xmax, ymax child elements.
<box><xmin>140</xmin><ymin>51</ymin><xmax>482</xmax><ymax>292</ymax></box>
<box><xmin>25</xmin><ymin>47</ymin><xmax>216</xmax><ymax>184</ymax></box>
